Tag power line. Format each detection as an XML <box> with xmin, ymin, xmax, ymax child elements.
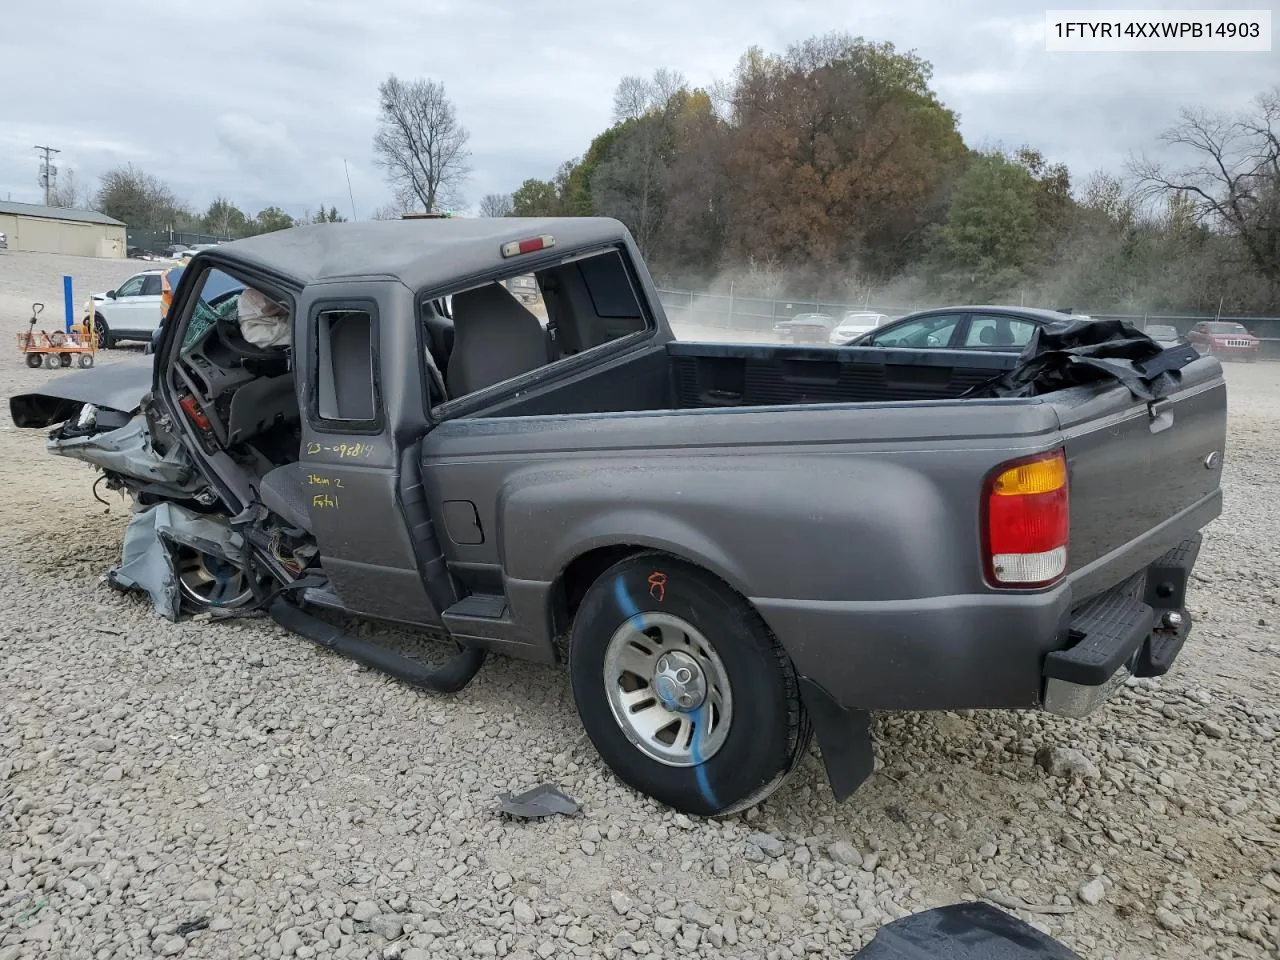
<box><xmin>34</xmin><ymin>144</ymin><xmax>60</xmax><ymax>206</ymax></box>
<box><xmin>344</xmin><ymin>159</ymin><xmax>358</xmax><ymax>221</ymax></box>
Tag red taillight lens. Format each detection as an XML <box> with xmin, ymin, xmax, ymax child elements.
<box><xmin>983</xmin><ymin>449</ymin><xmax>1069</xmax><ymax>588</ymax></box>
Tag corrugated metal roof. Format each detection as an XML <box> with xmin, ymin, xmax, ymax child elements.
<box><xmin>0</xmin><ymin>200</ymin><xmax>125</xmax><ymax>227</ymax></box>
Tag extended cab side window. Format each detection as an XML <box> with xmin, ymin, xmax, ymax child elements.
<box><xmin>426</xmin><ymin>246</ymin><xmax>652</xmax><ymax>406</ymax></box>
<box><xmin>315</xmin><ymin>309</ymin><xmax>377</xmax><ymax>422</ymax></box>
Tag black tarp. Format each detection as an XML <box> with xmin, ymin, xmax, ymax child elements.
<box><xmin>963</xmin><ymin>318</ymin><xmax>1201</xmax><ymax>402</ymax></box>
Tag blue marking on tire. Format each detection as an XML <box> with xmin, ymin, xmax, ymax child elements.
<box><xmin>690</xmin><ymin>703</ymin><xmax>719</xmax><ymax>810</ymax></box>
<box><xmin>614</xmin><ymin>576</ymin><xmax>644</xmax><ymax>627</ymax></box>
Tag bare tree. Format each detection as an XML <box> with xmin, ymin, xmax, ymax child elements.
<box><xmin>374</xmin><ymin>75</ymin><xmax>472</xmax><ymax>214</ymax></box>
<box><xmin>47</xmin><ymin>168</ymin><xmax>91</xmax><ymax>209</ymax></box>
<box><xmin>1131</xmin><ymin>86</ymin><xmax>1280</xmax><ymax>295</ymax></box>
<box><xmin>478</xmin><ymin>193</ymin><xmax>513</xmax><ymax>217</ymax></box>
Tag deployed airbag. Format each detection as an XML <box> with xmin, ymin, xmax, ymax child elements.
<box><xmin>963</xmin><ymin>318</ymin><xmax>1200</xmax><ymax>402</ymax></box>
<box><xmin>107</xmin><ymin>502</ymin><xmax>245</xmax><ymax>621</ymax></box>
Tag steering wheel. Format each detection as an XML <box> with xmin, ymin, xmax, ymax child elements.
<box><xmin>215</xmin><ymin>313</ymin><xmax>279</xmax><ymax>361</ymax></box>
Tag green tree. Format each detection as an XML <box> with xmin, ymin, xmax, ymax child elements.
<box><xmin>203</xmin><ymin>197</ymin><xmax>249</xmax><ymax>238</ymax></box>
<box><xmin>510</xmin><ymin>178</ymin><xmax>562</xmax><ymax>216</ymax></box>
<box><xmin>249</xmin><ymin>206</ymin><xmax>295</xmax><ymax>234</ymax></box>
<box><xmin>926</xmin><ymin>152</ymin><xmax>1043</xmax><ymax>299</ymax></box>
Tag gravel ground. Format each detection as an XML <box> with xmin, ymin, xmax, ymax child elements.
<box><xmin>1</xmin><ymin>253</ymin><xmax>1278</xmax><ymax>960</ymax></box>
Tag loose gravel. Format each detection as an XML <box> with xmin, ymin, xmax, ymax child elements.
<box><xmin>1</xmin><ymin>253</ymin><xmax>1278</xmax><ymax>960</ymax></box>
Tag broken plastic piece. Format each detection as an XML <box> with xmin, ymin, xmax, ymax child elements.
<box><xmin>497</xmin><ymin>784</ymin><xmax>580</xmax><ymax>819</ymax></box>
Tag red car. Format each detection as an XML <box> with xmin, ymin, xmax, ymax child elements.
<box><xmin>1187</xmin><ymin>320</ymin><xmax>1261</xmax><ymax>361</ymax></box>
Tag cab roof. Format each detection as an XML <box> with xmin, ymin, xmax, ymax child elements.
<box><xmin>198</xmin><ymin>216</ymin><xmax>634</xmax><ymax>291</ymax></box>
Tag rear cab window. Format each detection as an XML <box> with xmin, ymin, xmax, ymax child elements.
<box><xmin>418</xmin><ymin>244</ymin><xmax>653</xmax><ymax>411</ymax></box>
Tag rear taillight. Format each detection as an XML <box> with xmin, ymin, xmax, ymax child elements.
<box><xmin>982</xmin><ymin>449</ymin><xmax>1069</xmax><ymax>588</ymax></box>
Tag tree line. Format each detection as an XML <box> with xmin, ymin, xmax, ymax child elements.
<box><xmin>44</xmin><ymin>33</ymin><xmax>1278</xmax><ymax>314</ymax></box>
<box><xmin>482</xmin><ymin>33</ymin><xmax>1280</xmax><ymax>314</ymax></box>
<box><xmin>47</xmin><ymin>163</ymin><xmax>345</xmax><ymax>239</ymax></box>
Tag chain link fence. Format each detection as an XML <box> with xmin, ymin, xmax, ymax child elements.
<box><xmin>654</xmin><ymin>288</ymin><xmax>1280</xmax><ymax>359</ymax></box>
<box><xmin>125</xmin><ymin>229</ymin><xmax>232</xmax><ymax>258</ymax></box>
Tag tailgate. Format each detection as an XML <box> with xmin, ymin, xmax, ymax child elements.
<box><xmin>1053</xmin><ymin>357</ymin><xmax>1226</xmax><ymax>599</ymax></box>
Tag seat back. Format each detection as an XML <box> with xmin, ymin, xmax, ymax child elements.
<box><xmin>446</xmin><ymin>283</ymin><xmax>548</xmax><ymax>397</ymax></box>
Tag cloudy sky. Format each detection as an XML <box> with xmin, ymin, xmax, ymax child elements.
<box><xmin>0</xmin><ymin>0</ymin><xmax>1274</xmax><ymax>221</ymax></box>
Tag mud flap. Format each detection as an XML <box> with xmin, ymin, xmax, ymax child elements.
<box><xmin>798</xmin><ymin>677</ymin><xmax>875</xmax><ymax>802</ymax></box>
<box><xmin>852</xmin><ymin>902</ymin><xmax>1082</xmax><ymax>959</ymax></box>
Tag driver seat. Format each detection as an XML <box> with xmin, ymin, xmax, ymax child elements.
<box><xmin>259</xmin><ymin>462</ymin><xmax>313</xmax><ymax>534</ymax></box>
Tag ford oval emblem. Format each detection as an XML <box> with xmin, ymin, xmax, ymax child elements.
<box><xmin>1204</xmin><ymin>451</ymin><xmax>1220</xmax><ymax>469</ymax></box>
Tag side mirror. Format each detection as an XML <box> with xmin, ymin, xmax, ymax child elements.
<box><xmin>106</xmin><ymin>290</ymin><xmax>117</xmax><ymax>299</ymax></box>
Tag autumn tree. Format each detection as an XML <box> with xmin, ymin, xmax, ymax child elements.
<box><xmin>374</xmin><ymin>74</ymin><xmax>473</xmax><ymax>213</ymax></box>
<box><xmin>719</xmin><ymin>33</ymin><xmax>968</xmax><ymax>287</ymax></box>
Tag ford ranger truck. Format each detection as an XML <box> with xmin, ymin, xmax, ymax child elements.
<box><xmin>10</xmin><ymin>216</ymin><xmax>1226</xmax><ymax>817</ymax></box>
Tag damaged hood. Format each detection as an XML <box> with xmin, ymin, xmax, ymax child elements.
<box><xmin>9</xmin><ymin>356</ymin><xmax>153</xmax><ymax>428</ymax></box>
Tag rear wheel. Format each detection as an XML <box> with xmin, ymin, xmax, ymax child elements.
<box><xmin>569</xmin><ymin>552</ymin><xmax>811</xmax><ymax>817</ymax></box>
<box><xmin>25</xmin><ymin>353</ymin><xmax>42</xmax><ymax>368</ymax></box>
<box><xmin>78</xmin><ymin>354</ymin><xmax>94</xmax><ymax>368</ymax></box>
<box><xmin>42</xmin><ymin>353</ymin><xmax>59</xmax><ymax>369</ymax></box>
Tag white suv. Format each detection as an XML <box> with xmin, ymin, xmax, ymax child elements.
<box><xmin>86</xmin><ymin>269</ymin><xmax>166</xmax><ymax>348</ymax></box>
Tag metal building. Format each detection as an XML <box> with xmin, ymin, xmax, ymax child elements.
<box><xmin>0</xmin><ymin>201</ymin><xmax>126</xmax><ymax>258</ymax></box>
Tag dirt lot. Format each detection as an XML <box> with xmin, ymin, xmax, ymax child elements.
<box><xmin>0</xmin><ymin>252</ymin><xmax>1277</xmax><ymax>960</ymax></box>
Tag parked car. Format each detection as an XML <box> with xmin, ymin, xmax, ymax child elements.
<box><xmin>829</xmin><ymin>311</ymin><xmax>890</xmax><ymax>344</ymax></box>
<box><xmin>83</xmin><ymin>269</ymin><xmax>168</xmax><ymax>348</ymax></box>
<box><xmin>1186</xmin><ymin>320</ymin><xmax>1261</xmax><ymax>361</ymax></box>
<box><xmin>0</xmin><ymin>231</ymin><xmax>8</xmax><ymax>250</ymax></box>
<box><xmin>773</xmin><ymin>311</ymin><xmax>836</xmax><ymax>343</ymax></box>
<box><xmin>1144</xmin><ymin>324</ymin><xmax>1183</xmax><ymax>349</ymax></box>
<box><xmin>843</xmin><ymin>305</ymin><xmax>1086</xmax><ymax>350</ymax></box>
<box><xmin>12</xmin><ymin>217</ymin><xmax>1226</xmax><ymax>818</ymax></box>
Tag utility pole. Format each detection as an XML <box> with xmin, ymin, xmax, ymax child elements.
<box><xmin>34</xmin><ymin>144</ymin><xmax>60</xmax><ymax>206</ymax></box>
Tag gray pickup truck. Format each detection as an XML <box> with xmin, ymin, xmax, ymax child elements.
<box><xmin>10</xmin><ymin>217</ymin><xmax>1226</xmax><ymax>817</ymax></box>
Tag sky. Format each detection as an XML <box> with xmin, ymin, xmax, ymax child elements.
<box><xmin>0</xmin><ymin>0</ymin><xmax>1274</xmax><ymax>223</ymax></box>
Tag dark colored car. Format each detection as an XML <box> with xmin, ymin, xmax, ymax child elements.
<box><xmin>841</xmin><ymin>305</ymin><xmax>1087</xmax><ymax>350</ymax></box>
<box><xmin>1186</xmin><ymin>320</ymin><xmax>1261</xmax><ymax>361</ymax></box>
<box><xmin>10</xmin><ymin>218</ymin><xmax>1227</xmax><ymax>818</ymax></box>
<box><xmin>773</xmin><ymin>312</ymin><xmax>836</xmax><ymax>343</ymax></box>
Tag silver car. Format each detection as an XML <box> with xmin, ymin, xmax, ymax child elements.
<box><xmin>1145</xmin><ymin>323</ymin><xmax>1182</xmax><ymax>349</ymax></box>
<box><xmin>0</xmin><ymin>231</ymin><xmax>8</xmax><ymax>250</ymax></box>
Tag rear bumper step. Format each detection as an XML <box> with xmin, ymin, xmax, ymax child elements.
<box><xmin>1042</xmin><ymin>536</ymin><xmax>1200</xmax><ymax>718</ymax></box>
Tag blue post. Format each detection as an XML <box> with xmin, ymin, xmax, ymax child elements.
<box><xmin>63</xmin><ymin>275</ymin><xmax>74</xmax><ymax>334</ymax></box>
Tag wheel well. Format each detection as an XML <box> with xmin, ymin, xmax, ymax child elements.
<box><xmin>551</xmin><ymin>544</ymin><xmax>647</xmax><ymax>645</ymax></box>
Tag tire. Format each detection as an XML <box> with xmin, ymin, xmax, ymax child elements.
<box><xmin>43</xmin><ymin>353</ymin><xmax>59</xmax><ymax>369</ymax></box>
<box><xmin>25</xmin><ymin>353</ymin><xmax>42</xmax><ymax>368</ymax></box>
<box><xmin>59</xmin><ymin>353</ymin><xmax>72</xmax><ymax>367</ymax></box>
<box><xmin>78</xmin><ymin>354</ymin><xmax>94</xmax><ymax>369</ymax></box>
<box><xmin>569</xmin><ymin>551</ymin><xmax>811</xmax><ymax>817</ymax></box>
<box><xmin>93</xmin><ymin>315</ymin><xmax>112</xmax><ymax>350</ymax></box>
